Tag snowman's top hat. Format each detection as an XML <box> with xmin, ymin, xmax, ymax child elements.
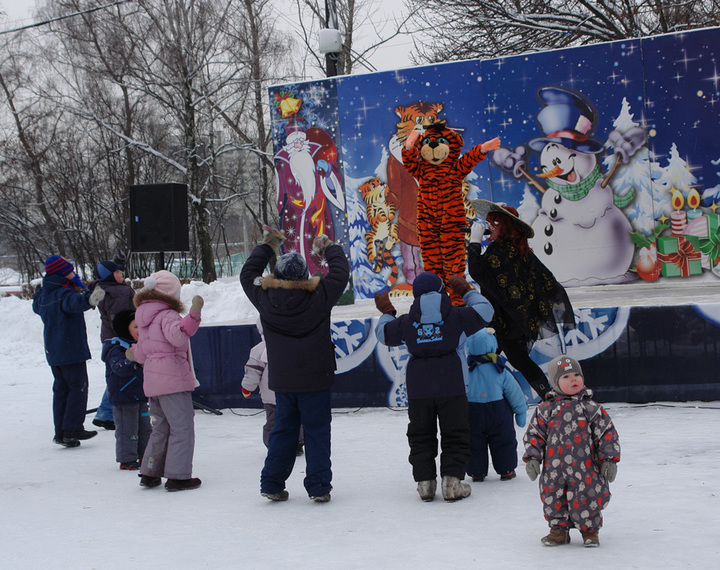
<box><xmin>529</xmin><ymin>87</ymin><xmax>604</xmax><ymax>154</ymax></box>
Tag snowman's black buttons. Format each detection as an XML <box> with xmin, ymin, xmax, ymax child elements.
<box><xmin>550</xmin><ymin>209</ymin><xmax>558</xmax><ymax>218</ymax></box>
<box><xmin>544</xmin><ymin>243</ymin><xmax>553</xmax><ymax>255</ymax></box>
<box><xmin>545</xmin><ymin>225</ymin><xmax>553</xmax><ymax>236</ymax></box>
<box><xmin>554</xmin><ymin>194</ymin><xmax>562</xmax><ymax>204</ymax></box>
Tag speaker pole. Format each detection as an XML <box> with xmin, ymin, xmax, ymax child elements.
<box><xmin>158</xmin><ymin>251</ymin><xmax>165</xmax><ymax>271</ymax></box>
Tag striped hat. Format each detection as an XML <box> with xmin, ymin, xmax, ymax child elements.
<box><xmin>44</xmin><ymin>255</ymin><xmax>74</xmax><ymax>277</ymax></box>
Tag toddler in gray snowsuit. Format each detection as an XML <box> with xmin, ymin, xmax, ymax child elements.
<box><xmin>523</xmin><ymin>355</ymin><xmax>620</xmax><ymax>548</ymax></box>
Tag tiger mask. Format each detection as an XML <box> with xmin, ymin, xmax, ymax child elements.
<box><xmin>419</xmin><ymin>122</ymin><xmax>463</xmax><ymax>166</ymax></box>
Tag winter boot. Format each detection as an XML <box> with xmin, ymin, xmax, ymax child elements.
<box><xmin>165</xmin><ymin>478</ymin><xmax>202</xmax><ymax>492</ymax></box>
<box><xmin>64</xmin><ymin>429</ymin><xmax>97</xmax><ymax>440</ymax></box>
<box><xmin>120</xmin><ymin>461</ymin><xmax>141</xmax><ymax>470</ymax></box>
<box><xmin>541</xmin><ymin>528</ymin><xmax>570</xmax><ymax>546</ymax></box>
<box><xmin>92</xmin><ymin>419</ymin><xmax>116</xmax><ymax>430</ymax></box>
<box><xmin>262</xmin><ymin>490</ymin><xmax>289</xmax><ymax>501</ymax></box>
<box><xmin>581</xmin><ymin>531</ymin><xmax>600</xmax><ymax>547</ymax></box>
<box><xmin>471</xmin><ymin>475</ymin><xmax>485</xmax><ymax>482</ymax></box>
<box><xmin>310</xmin><ymin>494</ymin><xmax>331</xmax><ymax>503</ymax></box>
<box><xmin>417</xmin><ymin>480</ymin><xmax>437</xmax><ymax>501</ymax></box>
<box><xmin>500</xmin><ymin>470</ymin><xmax>516</xmax><ymax>481</ymax></box>
<box><xmin>441</xmin><ymin>476</ymin><xmax>471</xmax><ymax>501</ymax></box>
<box><xmin>139</xmin><ymin>475</ymin><xmax>162</xmax><ymax>488</ymax></box>
<box><xmin>53</xmin><ymin>435</ymin><xmax>80</xmax><ymax>448</ymax></box>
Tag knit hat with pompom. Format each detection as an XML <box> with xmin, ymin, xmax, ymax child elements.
<box><xmin>143</xmin><ymin>270</ymin><xmax>181</xmax><ymax>299</ymax></box>
<box><xmin>547</xmin><ymin>355</ymin><xmax>583</xmax><ymax>394</ymax></box>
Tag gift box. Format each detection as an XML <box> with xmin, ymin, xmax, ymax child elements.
<box><xmin>656</xmin><ymin>235</ymin><xmax>703</xmax><ymax>277</ymax></box>
<box><xmin>698</xmin><ymin>214</ymin><xmax>720</xmax><ymax>268</ymax></box>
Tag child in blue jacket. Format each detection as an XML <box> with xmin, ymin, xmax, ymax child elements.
<box><xmin>101</xmin><ymin>310</ymin><xmax>151</xmax><ymax>470</ymax></box>
<box><xmin>465</xmin><ymin>328</ymin><xmax>527</xmax><ymax>482</ymax></box>
<box><xmin>374</xmin><ymin>272</ymin><xmax>494</xmax><ymax>502</ymax></box>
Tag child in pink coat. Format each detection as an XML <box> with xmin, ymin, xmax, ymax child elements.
<box><xmin>129</xmin><ymin>270</ymin><xmax>204</xmax><ymax>492</ymax></box>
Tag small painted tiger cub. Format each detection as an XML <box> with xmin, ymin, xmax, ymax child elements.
<box><xmin>359</xmin><ymin>177</ymin><xmax>400</xmax><ymax>286</ymax></box>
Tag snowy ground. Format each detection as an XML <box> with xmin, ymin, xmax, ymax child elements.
<box><xmin>1</xmin><ymin>277</ymin><xmax>719</xmax><ymax>568</ymax></box>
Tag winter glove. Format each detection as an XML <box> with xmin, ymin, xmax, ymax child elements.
<box><xmin>262</xmin><ymin>225</ymin><xmax>286</xmax><ymax>253</ymax></box>
<box><xmin>190</xmin><ymin>295</ymin><xmax>204</xmax><ymax>314</ymax></box>
<box><xmin>241</xmin><ymin>387</ymin><xmax>252</xmax><ymax>399</ymax></box>
<box><xmin>525</xmin><ymin>459</ymin><xmax>540</xmax><ymax>481</ymax></box>
<box><xmin>374</xmin><ymin>291</ymin><xmax>396</xmax><ymax>316</ymax></box>
<box><xmin>480</xmin><ymin>137</ymin><xmax>501</xmax><ymax>153</ymax></box>
<box><xmin>469</xmin><ymin>222</ymin><xmax>485</xmax><ymax>244</ymax></box>
<box><xmin>88</xmin><ymin>287</ymin><xmax>106</xmax><ymax>307</ymax></box>
<box><xmin>312</xmin><ymin>234</ymin><xmax>334</xmax><ymax>256</ymax></box>
<box><xmin>405</xmin><ymin>129</ymin><xmax>421</xmax><ymax>150</ymax></box>
<box><xmin>125</xmin><ymin>347</ymin><xmax>136</xmax><ymax>362</ymax></box>
<box><xmin>601</xmin><ymin>461</ymin><xmax>618</xmax><ymax>483</ymax></box>
<box><xmin>448</xmin><ymin>275</ymin><xmax>473</xmax><ymax>297</ymax></box>
<box><xmin>515</xmin><ymin>412</ymin><xmax>526</xmax><ymax>428</ymax></box>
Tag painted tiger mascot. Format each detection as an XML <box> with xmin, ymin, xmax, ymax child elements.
<box><xmin>402</xmin><ymin>122</ymin><xmax>500</xmax><ymax>305</ymax></box>
<box><xmin>359</xmin><ymin>177</ymin><xmax>400</xmax><ymax>287</ymax></box>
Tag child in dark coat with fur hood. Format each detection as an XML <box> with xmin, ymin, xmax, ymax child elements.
<box><xmin>523</xmin><ymin>355</ymin><xmax>621</xmax><ymax>548</ymax></box>
<box><xmin>101</xmin><ymin>310</ymin><xmax>151</xmax><ymax>471</ymax></box>
<box><xmin>128</xmin><ymin>270</ymin><xmax>204</xmax><ymax>492</ymax></box>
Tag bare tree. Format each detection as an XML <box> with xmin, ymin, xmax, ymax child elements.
<box><xmin>404</xmin><ymin>0</ymin><xmax>720</xmax><ymax>63</ymax></box>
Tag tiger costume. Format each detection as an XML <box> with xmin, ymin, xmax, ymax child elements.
<box><xmin>401</xmin><ymin>122</ymin><xmax>489</xmax><ymax>305</ymax></box>
<box><xmin>359</xmin><ymin>177</ymin><xmax>400</xmax><ymax>287</ymax></box>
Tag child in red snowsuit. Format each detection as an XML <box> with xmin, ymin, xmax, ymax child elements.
<box><xmin>523</xmin><ymin>355</ymin><xmax>620</xmax><ymax>547</ymax></box>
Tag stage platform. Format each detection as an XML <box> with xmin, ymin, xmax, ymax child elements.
<box><xmin>190</xmin><ymin>280</ymin><xmax>720</xmax><ymax>410</ymax></box>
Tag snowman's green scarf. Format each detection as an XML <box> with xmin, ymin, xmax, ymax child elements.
<box><xmin>545</xmin><ymin>165</ymin><xmax>634</xmax><ymax>208</ymax></box>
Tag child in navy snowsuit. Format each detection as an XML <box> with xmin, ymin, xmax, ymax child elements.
<box><xmin>374</xmin><ymin>271</ymin><xmax>494</xmax><ymax>502</ymax></box>
<box><xmin>32</xmin><ymin>255</ymin><xmax>106</xmax><ymax>447</ymax></box>
<box><xmin>523</xmin><ymin>355</ymin><xmax>621</xmax><ymax>548</ymax></box>
<box><xmin>101</xmin><ymin>310</ymin><xmax>151</xmax><ymax>470</ymax></box>
<box><xmin>465</xmin><ymin>328</ymin><xmax>527</xmax><ymax>482</ymax></box>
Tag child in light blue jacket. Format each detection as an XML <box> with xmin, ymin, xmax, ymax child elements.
<box><xmin>465</xmin><ymin>328</ymin><xmax>527</xmax><ymax>482</ymax></box>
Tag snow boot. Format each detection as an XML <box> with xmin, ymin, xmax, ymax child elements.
<box><xmin>417</xmin><ymin>479</ymin><xmax>437</xmax><ymax>502</ymax></box>
<box><xmin>441</xmin><ymin>476</ymin><xmax>471</xmax><ymax>501</ymax></box>
<box><xmin>53</xmin><ymin>435</ymin><xmax>80</xmax><ymax>448</ymax></box>
<box><xmin>262</xmin><ymin>490</ymin><xmax>289</xmax><ymax>501</ymax></box>
<box><xmin>310</xmin><ymin>494</ymin><xmax>331</xmax><ymax>503</ymax></box>
<box><xmin>64</xmin><ymin>429</ymin><xmax>97</xmax><ymax>440</ymax></box>
<box><xmin>120</xmin><ymin>461</ymin><xmax>141</xmax><ymax>470</ymax></box>
<box><xmin>471</xmin><ymin>475</ymin><xmax>485</xmax><ymax>482</ymax></box>
<box><xmin>92</xmin><ymin>419</ymin><xmax>116</xmax><ymax>430</ymax></box>
<box><xmin>500</xmin><ymin>470</ymin><xmax>516</xmax><ymax>481</ymax></box>
<box><xmin>165</xmin><ymin>478</ymin><xmax>202</xmax><ymax>492</ymax></box>
<box><xmin>581</xmin><ymin>531</ymin><xmax>600</xmax><ymax>547</ymax></box>
<box><xmin>139</xmin><ymin>475</ymin><xmax>162</xmax><ymax>488</ymax></box>
<box><xmin>541</xmin><ymin>528</ymin><xmax>570</xmax><ymax>546</ymax></box>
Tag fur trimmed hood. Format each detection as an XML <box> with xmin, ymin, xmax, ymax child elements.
<box><xmin>134</xmin><ymin>288</ymin><xmax>185</xmax><ymax>313</ymax></box>
<box><xmin>261</xmin><ymin>275</ymin><xmax>321</xmax><ymax>292</ymax></box>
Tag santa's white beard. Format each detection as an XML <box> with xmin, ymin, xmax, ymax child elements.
<box><xmin>289</xmin><ymin>149</ymin><xmax>317</xmax><ymax>208</ymax></box>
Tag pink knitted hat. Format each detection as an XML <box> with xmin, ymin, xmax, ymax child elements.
<box><xmin>144</xmin><ymin>270</ymin><xmax>181</xmax><ymax>299</ymax></box>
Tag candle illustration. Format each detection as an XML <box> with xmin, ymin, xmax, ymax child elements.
<box><xmin>670</xmin><ymin>188</ymin><xmax>686</xmax><ymax>235</ymax></box>
<box><xmin>687</xmin><ymin>188</ymin><xmax>701</xmax><ymax>221</ymax></box>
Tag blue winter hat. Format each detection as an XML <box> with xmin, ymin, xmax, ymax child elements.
<box><xmin>96</xmin><ymin>260</ymin><xmax>122</xmax><ymax>282</ymax></box>
<box><xmin>274</xmin><ymin>252</ymin><xmax>308</xmax><ymax>281</ymax></box>
<box><xmin>412</xmin><ymin>271</ymin><xmax>444</xmax><ymax>297</ymax></box>
<box><xmin>44</xmin><ymin>255</ymin><xmax>74</xmax><ymax>277</ymax></box>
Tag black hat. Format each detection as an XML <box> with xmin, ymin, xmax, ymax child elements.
<box><xmin>112</xmin><ymin>310</ymin><xmax>136</xmax><ymax>340</ymax></box>
<box><xmin>274</xmin><ymin>252</ymin><xmax>309</xmax><ymax>281</ymax></box>
<box><xmin>471</xmin><ymin>199</ymin><xmax>534</xmax><ymax>238</ymax></box>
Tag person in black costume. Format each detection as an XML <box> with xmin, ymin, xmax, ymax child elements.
<box><xmin>467</xmin><ymin>200</ymin><xmax>575</xmax><ymax>398</ymax></box>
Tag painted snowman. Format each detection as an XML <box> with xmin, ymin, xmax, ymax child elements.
<box><xmin>493</xmin><ymin>87</ymin><xmax>646</xmax><ymax>286</ymax></box>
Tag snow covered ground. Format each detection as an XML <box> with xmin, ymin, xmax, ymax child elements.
<box><xmin>1</xmin><ymin>277</ymin><xmax>719</xmax><ymax>568</ymax></box>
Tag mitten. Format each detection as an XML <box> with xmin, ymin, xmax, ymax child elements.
<box><xmin>241</xmin><ymin>387</ymin><xmax>252</xmax><ymax>399</ymax></box>
<box><xmin>601</xmin><ymin>461</ymin><xmax>618</xmax><ymax>483</ymax></box>
<box><xmin>480</xmin><ymin>137</ymin><xmax>501</xmax><ymax>153</ymax></box>
<box><xmin>88</xmin><ymin>287</ymin><xmax>106</xmax><ymax>307</ymax></box>
<box><xmin>190</xmin><ymin>295</ymin><xmax>204</xmax><ymax>314</ymax></box>
<box><xmin>515</xmin><ymin>412</ymin><xmax>526</xmax><ymax>428</ymax></box>
<box><xmin>469</xmin><ymin>222</ymin><xmax>485</xmax><ymax>244</ymax></box>
<box><xmin>374</xmin><ymin>291</ymin><xmax>396</xmax><ymax>316</ymax></box>
<box><xmin>125</xmin><ymin>347</ymin><xmax>136</xmax><ymax>362</ymax></box>
<box><xmin>448</xmin><ymin>275</ymin><xmax>473</xmax><ymax>297</ymax></box>
<box><xmin>404</xmin><ymin>129</ymin><xmax>421</xmax><ymax>150</ymax></box>
<box><xmin>312</xmin><ymin>234</ymin><xmax>334</xmax><ymax>256</ymax></box>
<box><xmin>525</xmin><ymin>459</ymin><xmax>540</xmax><ymax>481</ymax></box>
<box><xmin>262</xmin><ymin>224</ymin><xmax>286</xmax><ymax>252</ymax></box>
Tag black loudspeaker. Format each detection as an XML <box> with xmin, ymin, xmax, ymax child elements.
<box><xmin>130</xmin><ymin>183</ymin><xmax>190</xmax><ymax>252</ymax></box>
